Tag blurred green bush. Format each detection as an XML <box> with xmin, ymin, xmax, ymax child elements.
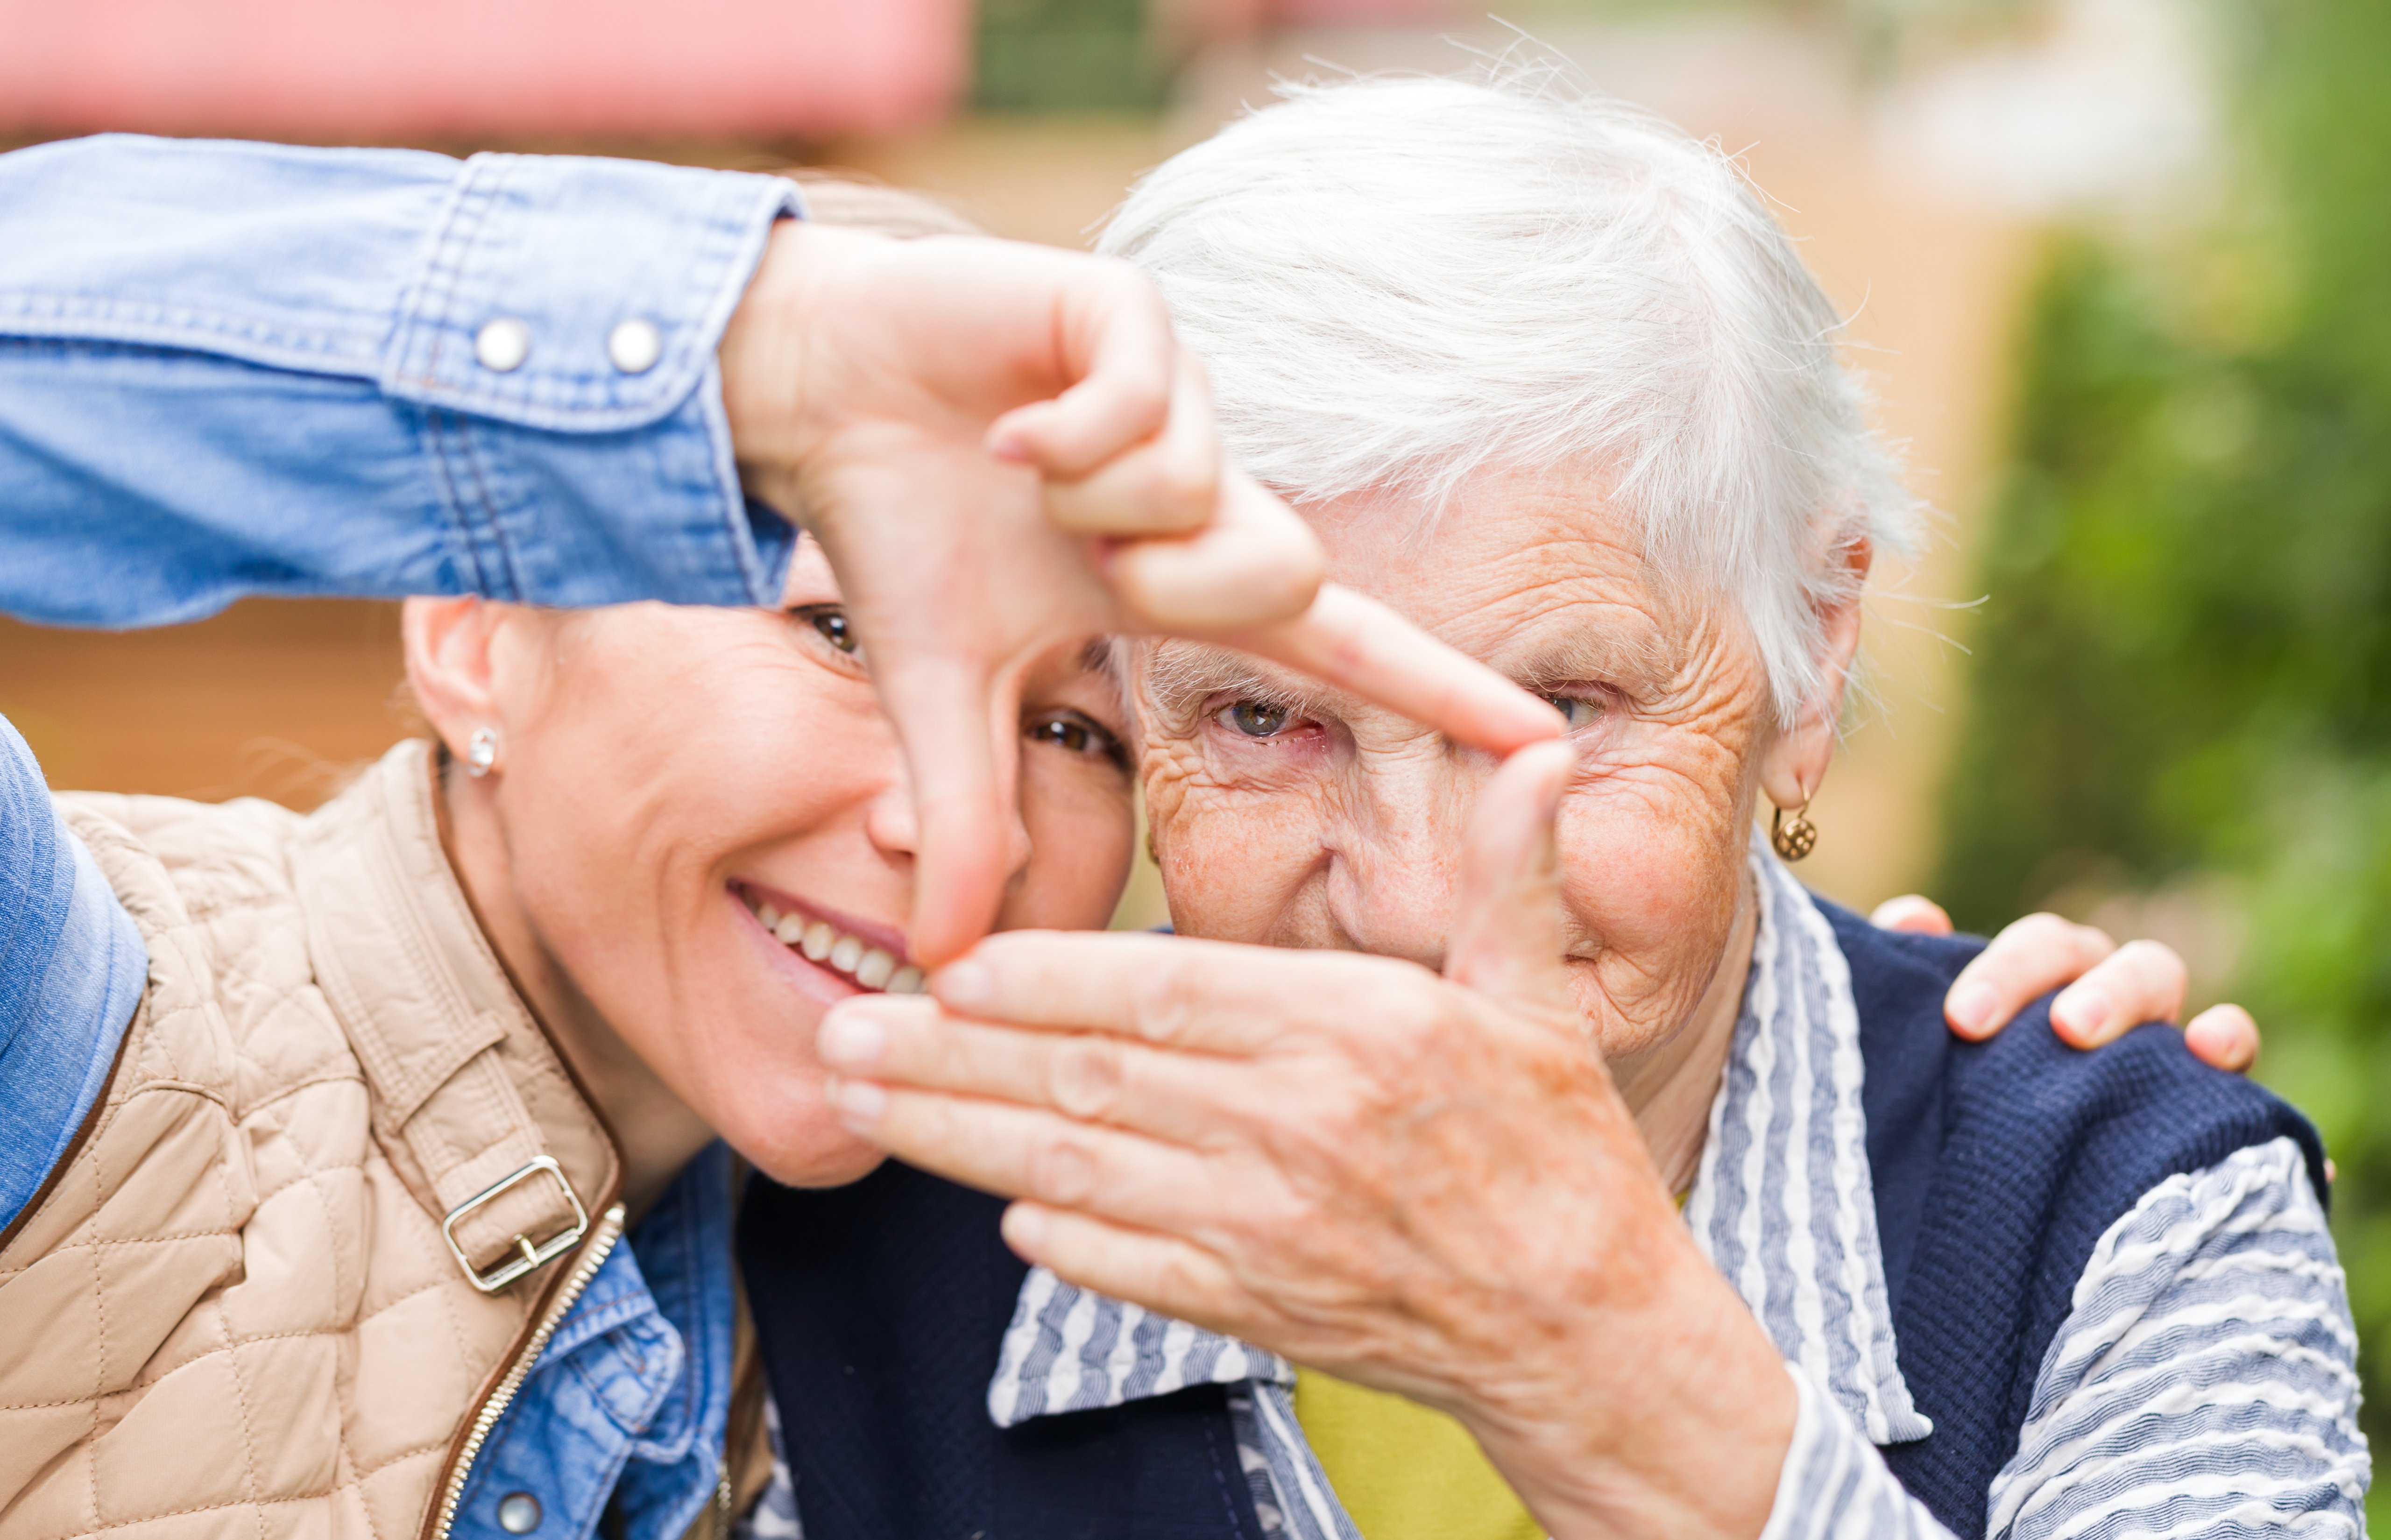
<box><xmin>1933</xmin><ymin>0</ymin><xmax>2391</xmax><ymax>1491</ymax></box>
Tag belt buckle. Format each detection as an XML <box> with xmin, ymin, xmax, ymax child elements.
<box><xmin>440</xmin><ymin>1155</ymin><xmax>590</xmax><ymax>1293</ymax></box>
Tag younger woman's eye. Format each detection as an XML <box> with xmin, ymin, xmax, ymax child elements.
<box><xmin>1223</xmin><ymin>700</ymin><xmax>1291</xmax><ymax>738</ymax></box>
<box><xmin>1026</xmin><ymin>710</ymin><xmax>1127</xmax><ymax>770</ymax></box>
<box><xmin>792</xmin><ymin>605</ymin><xmax>860</xmax><ymax>657</ymax></box>
<box><xmin>1543</xmin><ymin>692</ymin><xmax>1606</xmax><ymax>732</ymax></box>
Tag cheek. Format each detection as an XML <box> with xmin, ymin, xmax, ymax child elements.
<box><xmin>1555</xmin><ymin>750</ymin><xmax>1752</xmax><ymax>1049</ymax></box>
<box><xmin>495</xmin><ymin>615</ymin><xmax>903</xmax><ymax>1180</ymax></box>
<box><xmin>1004</xmin><ymin>771</ymin><xmax>1136</xmax><ymax>932</ymax></box>
<box><xmin>1145</xmin><ymin>737</ymin><xmax>1332</xmax><ymax>943</ymax></box>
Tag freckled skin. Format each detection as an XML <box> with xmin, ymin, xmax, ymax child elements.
<box><xmin>1139</xmin><ymin>474</ymin><xmax>1803</xmax><ymax>1189</ymax></box>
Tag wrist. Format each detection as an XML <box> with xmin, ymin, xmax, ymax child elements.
<box><xmin>1456</xmin><ymin>1217</ymin><xmax>1795</xmax><ymax>1540</ymax></box>
<box><xmin>717</xmin><ymin>218</ymin><xmax>823</xmax><ymax>526</ymax></box>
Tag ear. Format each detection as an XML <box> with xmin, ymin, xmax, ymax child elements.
<box><xmin>401</xmin><ymin>597</ymin><xmax>507</xmax><ymax>757</ymax></box>
<box><xmin>1759</xmin><ymin>531</ymin><xmax>1872</xmax><ymax>812</ymax></box>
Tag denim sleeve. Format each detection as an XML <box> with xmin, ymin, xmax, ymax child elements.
<box><xmin>0</xmin><ymin>134</ymin><xmax>804</xmax><ymax>627</ymax></box>
<box><xmin>0</xmin><ymin>717</ymin><xmax>148</xmax><ymax>1235</ymax></box>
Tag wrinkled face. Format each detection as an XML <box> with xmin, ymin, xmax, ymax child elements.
<box><xmin>1138</xmin><ymin>466</ymin><xmax>1776</xmax><ymax>1071</ymax></box>
<box><xmin>473</xmin><ymin>540</ymin><xmax>1136</xmax><ymax>1184</ymax></box>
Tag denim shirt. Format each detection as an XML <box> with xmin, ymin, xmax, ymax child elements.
<box><xmin>455</xmin><ymin>1144</ymin><xmax>742</xmax><ymax>1540</ymax></box>
<box><xmin>0</xmin><ymin>134</ymin><xmax>795</xmax><ymax>1536</ymax></box>
<box><xmin>0</xmin><ymin>133</ymin><xmax>803</xmax><ymax>1232</ymax></box>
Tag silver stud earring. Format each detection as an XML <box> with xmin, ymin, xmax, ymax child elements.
<box><xmin>464</xmin><ymin>727</ymin><xmax>499</xmax><ymax>779</ymax></box>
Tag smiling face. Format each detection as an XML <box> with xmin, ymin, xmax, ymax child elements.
<box><xmin>1138</xmin><ymin>465</ymin><xmax>1811</xmax><ymax>1094</ymax></box>
<box><xmin>408</xmin><ymin>538</ymin><xmax>1137</xmax><ymax>1190</ymax></box>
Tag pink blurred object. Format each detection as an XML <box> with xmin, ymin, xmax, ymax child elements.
<box><xmin>1267</xmin><ymin>0</ymin><xmax>1462</xmax><ymax>22</ymax></box>
<box><xmin>0</xmin><ymin>0</ymin><xmax>967</xmax><ymax>141</ymax></box>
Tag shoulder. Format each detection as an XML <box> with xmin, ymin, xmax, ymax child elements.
<box><xmin>1815</xmin><ymin>893</ymin><xmax>2323</xmax><ymax>1201</ymax></box>
<box><xmin>1991</xmin><ymin>1135</ymin><xmax>2365</xmax><ymax>1538</ymax></box>
<box><xmin>59</xmin><ymin>789</ymin><xmax>306</xmax><ymax>923</ymax></box>
<box><xmin>58</xmin><ymin>790</ymin><xmax>361</xmax><ymax>1115</ymax></box>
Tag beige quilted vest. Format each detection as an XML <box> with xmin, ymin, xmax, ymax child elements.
<box><xmin>0</xmin><ymin>742</ymin><xmax>643</xmax><ymax>1540</ymax></box>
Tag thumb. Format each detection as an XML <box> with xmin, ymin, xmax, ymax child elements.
<box><xmin>1443</xmin><ymin>740</ymin><xmax>1577</xmax><ymax>1025</ymax></box>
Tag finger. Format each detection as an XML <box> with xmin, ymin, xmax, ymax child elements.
<box><xmin>829</xmin><ymin>1077</ymin><xmax>1224</xmax><ymax>1237</ymax></box>
<box><xmin>1444</xmin><ymin>741</ymin><xmax>1576</xmax><ymax>1025</ymax></box>
<box><xmin>2050</xmin><ymin>939</ymin><xmax>2188</xmax><ymax>1048</ymax></box>
<box><xmin>877</xmin><ymin>652</ymin><xmax>1017</xmax><ymax>967</ymax></box>
<box><xmin>1042</xmin><ymin>350</ymin><xmax>1220</xmax><ymax>538</ymax></box>
<box><xmin>1943</xmin><ymin>912</ymin><xmax>2115</xmax><ymax>1040</ymax></box>
<box><xmin>2182</xmin><ymin>1003</ymin><xmax>2259</xmax><ymax>1074</ymax></box>
<box><xmin>1239</xmin><ymin>584</ymin><xmax>1564</xmax><ymax>755</ymax></box>
<box><xmin>1870</xmin><ymin>895</ymin><xmax>1954</xmax><ymax>935</ymax></box>
<box><xmin>1001</xmin><ymin>1203</ymin><xmax>1251</xmax><ymax>1335</ymax></box>
<box><xmin>818</xmin><ymin>994</ymin><xmax>1258</xmax><ymax>1145</ymax></box>
<box><xmin>932</xmin><ymin>929</ymin><xmax>1399</xmax><ymax>1053</ymax></box>
<box><xmin>1104</xmin><ymin>465</ymin><xmax>1327</xmax><ymax>630</ymax></box>
<box><xmin>985</xmin><ymin>260</ymin><xmax>1177</xmax><ymax>478</ymax></box>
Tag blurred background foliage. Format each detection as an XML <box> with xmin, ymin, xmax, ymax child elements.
<box><xmin>1931</xmin><ymin>0</ymin><xmax>2391</xmax><ymax>1483</ymax></box>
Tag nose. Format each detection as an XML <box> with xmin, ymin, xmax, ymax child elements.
<box><xmin>1321</xmin><ymin>740</ymin><xmax>1473</xmax><ymax>971</ymax></box>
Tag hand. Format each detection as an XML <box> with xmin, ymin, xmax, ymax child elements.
<box><xmin>816</xmin><ymin>744</ymin><xmax>1792</xmax><ymax>1540</ymax></box>
<box><xmin>1871</xmin><ymin>897</ymin><xmax>2259</xmax><ymax>1071</ymax></box>
<box><xmin>721</xmin><ymin>222</ymin><xmax>1560</xmax><ymax>963</ymax></box>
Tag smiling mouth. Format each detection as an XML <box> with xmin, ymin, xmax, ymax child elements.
<box><xmin>737</xmin><ymin>887</ymin><xmax>927</xmax><ymax>995</ymax></box>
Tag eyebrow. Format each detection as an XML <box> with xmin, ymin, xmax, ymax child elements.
<box><xmin>1504</xmin><ymin>623</ymin><xmax>1677</xmax><ymax>697</ymax></box>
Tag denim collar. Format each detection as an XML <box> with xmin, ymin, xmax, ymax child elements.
<box><xmin>453</xmin><ymin>1143</ymin><xmax>738</xmax><ymax>1540</ymax></box>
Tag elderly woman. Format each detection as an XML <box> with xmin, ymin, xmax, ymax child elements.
<box><xmin>804</xmin><ymin>76</ymin><xmax>2365</xmax><ymax>1540</ymax></box>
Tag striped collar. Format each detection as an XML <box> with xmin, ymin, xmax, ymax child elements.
<box><xmin>988</xmin><ymin>833</ymin><xmax>1929</xmax><ymax>1446</ymax></box>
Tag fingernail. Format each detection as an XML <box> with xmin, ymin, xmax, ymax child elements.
<box><xmin>2053</xmin><ymin>988</ymin><xmax>2109</xmax><ymax>1041</ymax></box>
<box><xmin>828</xmin><ymin>1077</ymin><xmax>887</xmax><ymax>1130</ymax></box>
<box><xmin>1948</xmin><ymin>982</ymin><xmax>1995</xmax><ymax>1036</ymax></box>
<box><xmin>934</xmin><ymin>958</ymin><xmax>997</xmax><ymax>1013</ymax></box>
<box><xmin>817</xmin><ymin>1010</ymin><xmax>886</xmax><ymax>1069</ymax></box>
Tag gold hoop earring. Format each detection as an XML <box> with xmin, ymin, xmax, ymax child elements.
<box><xmin>1771</xmin><ymin>798</ymin><xmax>1818</xmax><ymax>862</ymax></box>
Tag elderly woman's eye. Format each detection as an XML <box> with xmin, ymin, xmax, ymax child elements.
<box><xmin>792</xmin><ymin>605</ymin><xmax>860</xmax><ymax>657</ymax></box>
<box><xmin>1224</xmin><ymin>700</ymin><xmax>1291</xmax><ymax>738</ymax></box>
<box><xmin>1543</xmin><ymin>692</ymin><xmax>1606</xmax><ymax>732</ymax></box>
<box><xmin>1027</xmin><ymin>710</ymin><xmax>1127</xmax><ymax>770</ymax></box>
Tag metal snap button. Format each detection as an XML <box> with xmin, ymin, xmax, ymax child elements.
<box><xmin>474</xmin><ymin>318</ymin><xmax>531</xmax><ymax>373</ymax></box>
<box><xmin>496</xmin><ymin>1492</ymin><xmax>542</xmax><ymax>1533</ymax></box>
<box><xmin>607</xmin><ymin>318</ymin><xmax>662</xmax><ymax>375</ymax></box>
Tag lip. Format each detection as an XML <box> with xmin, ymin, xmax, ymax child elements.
<box><xmin>731</xmin><ymin>880</ymin><xmax>913</xmax><ymax>967</ymax></box>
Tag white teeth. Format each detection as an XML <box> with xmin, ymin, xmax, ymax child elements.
<box><xmin>744</xmin><ymin>891</ymin><xmax>912</xmax><ymax>991</ymax></box>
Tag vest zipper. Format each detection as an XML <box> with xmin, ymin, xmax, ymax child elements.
<box><xmin>428</xmin><ymin>1203</ymin><xmax>630</xmax><ymax>1540</ymax></box>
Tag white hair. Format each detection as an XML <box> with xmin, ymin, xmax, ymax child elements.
<box><xmin>1096</xmin><ymin>69</ymin><xmax>1922</xmax><ymax>724</ymax></box>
